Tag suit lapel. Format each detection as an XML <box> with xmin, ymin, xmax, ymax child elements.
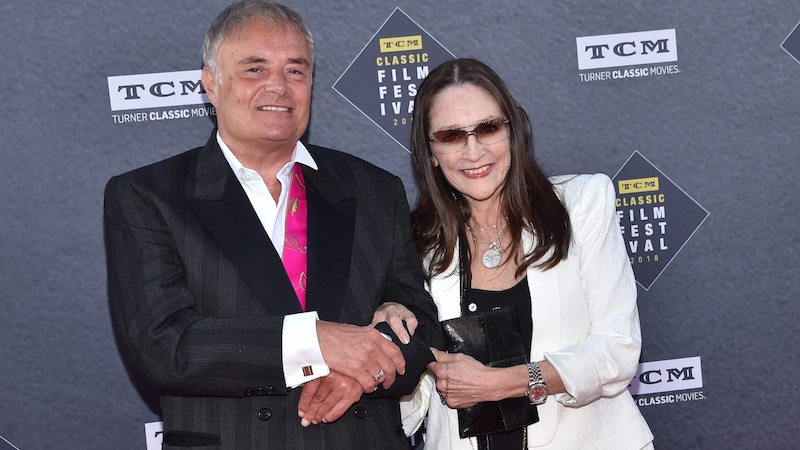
<box><xmin>302</xmin><ymin>163</ymin><xmax>355</xmax><ymax>322</ymax></box>
<box><xmin>186</xmin><ymin>134</ymin><xmax>301</xmax><ymax>316</ymax></box>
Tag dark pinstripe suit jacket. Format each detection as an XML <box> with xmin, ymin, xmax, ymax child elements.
<box><xmin>104</xmin><ymin>132</ymin><xmax>441</xmax><ymax>450</ymax></box>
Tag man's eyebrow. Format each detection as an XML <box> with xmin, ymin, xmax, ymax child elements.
<box><xmin>286</xmin><ymin>57</ymin><xmax>310</xmax><ymax>67</ymax></box>
<box><xmin>237</xmin><ymin>56</ymin><xmax>269</xmax><ymax>65</ymax></box>
<box><xmin>236</xmin><ymin>56</ymin><xmax>309</xmax><ymax>67</ymax></box>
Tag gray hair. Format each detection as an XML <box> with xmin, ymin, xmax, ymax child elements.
<box><xmin>202</xmin><ymin>0</ymin><xmax>315</xmax><ymax>81</ymax></box>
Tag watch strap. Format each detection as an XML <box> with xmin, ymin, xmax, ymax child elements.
<box><xmin>527</xmin><ymin>362</ymin><xmax>544</xmax><ymax>386</ymax></box>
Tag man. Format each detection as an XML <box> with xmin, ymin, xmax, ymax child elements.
<box><xmin>104</xmin><ymin>1</ymin><xmax>440</xmax><ymax>448</ymax></box>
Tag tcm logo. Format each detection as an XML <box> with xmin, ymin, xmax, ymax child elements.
<box><xmin>107</xmin><ymin>70</ymin><xmax>209</xmax><ymax>111</ymax></box>
<box><xmin>576</xmin><ymin>29</ymin><xmax>677</xmax><ymax>70</ymax></box>
<box><xmin>618</xmin><ymin>177</ymin><xmax>660</xmax><ymax>194</ymax></box>
<box><xmin>628</xmin><ymin>356</ymin><xmax>703</xmax><ymax>396</ymax></box>
<box><xmin>379</xmin><ymin>35</ymin><xmax>423</xmax><ymax>53</ymax></box>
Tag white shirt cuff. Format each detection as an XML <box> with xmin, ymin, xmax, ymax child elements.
<box><xmin>282</xmin><ymin>311</ymin><xmax>329</xmax><ymax>388</ymax></box>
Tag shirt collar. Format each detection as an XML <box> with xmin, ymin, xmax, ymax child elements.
<box><xmin>216</xmin><ymin>131</ymin><xmax>318</xmax><ymax>178</ymax></box>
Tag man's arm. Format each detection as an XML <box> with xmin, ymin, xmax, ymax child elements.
<box><xmin>374</xmin><ymin>175</ymin><xmax>443</xmax><ymax>354</ymax></box>
<box><xmin>106</xmin><ymin>171</ymin><xmax>408</xmax><ymax>397</ymax></box>
<box><xmin>105</xmin><ymin>174</ymin><xmax>290</xmax><ymax>396</ymax></box>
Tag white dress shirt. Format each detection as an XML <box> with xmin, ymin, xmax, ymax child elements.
<box><xmin>217</xmin><ymin>133</ymin><xmax>329</xmax><ymax>388</ymax></box>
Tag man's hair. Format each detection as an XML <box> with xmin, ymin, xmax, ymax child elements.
<box><xmin>202</xmin><ymin>0</ymin><xmax>315</xmax><ymax>81</ymax></box>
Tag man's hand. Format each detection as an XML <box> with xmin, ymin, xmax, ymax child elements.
<box><xmin>298</xmin><ymin>370</ymin><xmax>362</xmax><ymax>426</ymax></box>
<box><xmin>317</xmin><ymin>321</ymin><xmax>406</xmax><ymax>393</ymax></box>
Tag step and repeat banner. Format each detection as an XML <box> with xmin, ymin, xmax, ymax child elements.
<box><xmin>2</xmin><ymin>0</ymin><xmax>799</xmax><ymax>448</ymax></box>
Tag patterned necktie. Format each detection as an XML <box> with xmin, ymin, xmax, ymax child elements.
<box><xmin>282</xmin><ymin>164</ymin><xmax>308</xmax><ymax>310</ymax></box>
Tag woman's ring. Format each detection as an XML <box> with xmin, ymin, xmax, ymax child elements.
<box><xmin>373</xmin><ymin>369</ymin><xmax>385</xmax><ymax>382</ymax></box>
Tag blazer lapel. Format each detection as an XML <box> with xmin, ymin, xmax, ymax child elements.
<box><xmin>522</xmin><ymin>232</ymin><xmax>562</xmax><ymax>361</ymax></box>
<box><xmin>429</xmin><ymin>242</ymin><xmax>462</xmax><ymax>321</ymax></box>
<box><xmin>302</xmin><ymin>164</ymin><xmax>355</xmax><ymax>322</ymax></box>
<box><xmin>186</xmin><ymin>134</ymin><xmax>301</xmax><ymax>316</ymax></box>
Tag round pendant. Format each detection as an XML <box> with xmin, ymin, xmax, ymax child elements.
<box><xmin>482</xmin><ymin>248</ymin><xmax>502</xmax><ymax>269</ymax></box>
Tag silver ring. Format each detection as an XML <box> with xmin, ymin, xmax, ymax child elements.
<box><xmin>402</xmin><ymin>314</ymin><xmax>414</xmax><ymax>320</ymax></box>
<box><xmin>373</xmin><ymin>369</ymin><xmax>385</xmax><ymax>382</ymax></box>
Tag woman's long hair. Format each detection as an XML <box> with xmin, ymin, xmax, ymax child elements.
<box><xmin>410</xmin><ymin>58</ymin><xmax>572</xmax><ymax>279</ymax></box>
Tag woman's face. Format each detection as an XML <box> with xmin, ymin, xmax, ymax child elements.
<box><xmin>428</xmin><ymin>84</ymin><xmax>511</xmax><ymax>210</ymax></box>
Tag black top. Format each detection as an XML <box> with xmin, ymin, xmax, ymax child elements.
<box><xmin>466</xmin><ymin>276</ymin><xmax>532</xmax><ymax>450</ymax></box>
<box><xmin>467</xmin><ymin>276</ymin><xmax>533</xmax><ymax>356</ymax></box>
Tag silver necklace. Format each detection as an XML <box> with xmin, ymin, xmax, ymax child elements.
<box><xmin>467</xmin><ymin>221</ymin><xmax>507</xmax><ymax>269</ymax></box>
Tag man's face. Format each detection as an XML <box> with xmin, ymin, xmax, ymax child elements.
<box><xmin>202</xmin><ymin>19</ymin><xmax>312</xmax><ymax>155</ymax></box>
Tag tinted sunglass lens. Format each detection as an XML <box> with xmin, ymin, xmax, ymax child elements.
<box><xmin>475</xmin><ymin>122</ymin><xmax>500</xmax><ymax>137</ymax></box>
<box><xmin>434</xmin><ymin>130</ymin><xmax>466</xmax><ymax>144</ymax></box>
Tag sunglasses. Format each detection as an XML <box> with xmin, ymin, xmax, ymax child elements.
<box><xmin>428</xmin><ymin>118</ymin><xmax>509</xmax><ymax>152</ymax></box>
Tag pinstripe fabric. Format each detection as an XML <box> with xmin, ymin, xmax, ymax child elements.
<box><xmin>105</xmin><ymin>132</ymin><xmax>442</xmax><ymax>449</ymax></box>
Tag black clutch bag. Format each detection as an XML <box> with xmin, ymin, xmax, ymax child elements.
<box><xmin>441</xmin><ymin>305</ymin><xmax>540</xmax><ymax>438</ymax></box>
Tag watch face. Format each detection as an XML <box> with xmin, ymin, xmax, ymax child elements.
<box><xmin>528</xmin><ymin>384</ymin><xmax>547</xmax><ymax>404</ymax></box>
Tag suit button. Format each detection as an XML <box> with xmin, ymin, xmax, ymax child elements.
<box><xmin>354</xmin><ymin>405</ymin><xmax>367</xmax><ymax>419</ymax></box>
<box><xmin>266</xmin><ymin>386</ymin><xmax>276</xmax><ymax>395</ymax></box>
<box><xmin>258</xmin><ymin>408</ymin><xmax>272</xmax><ymax>421</ymax></box>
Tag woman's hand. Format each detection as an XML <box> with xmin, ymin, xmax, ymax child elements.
<box><xmin>371</xmin><ymin>302</ymin><xmax>418</xmax><ymax>344</ymax></box>
<box><xmin>428</xmin><ymin>348</ymin><xmax>529</xmax><ymax>408</ymax></box>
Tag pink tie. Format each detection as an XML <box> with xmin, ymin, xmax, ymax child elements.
<box><xmin>283</xmin><ymin>164</ymin><xmax>308</xmax><ymax>310</ymax></box>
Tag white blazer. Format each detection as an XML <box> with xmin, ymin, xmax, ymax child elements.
<box><xmin>401</xmin><ymin>174</ymin><xmax>654</xmax><ymax>449</ymax></box>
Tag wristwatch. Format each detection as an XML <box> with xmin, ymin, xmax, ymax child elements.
<box><xmin>526</xmin><ymin>362</ymin><xmax>548</xmax><ymax>405</ymax></box>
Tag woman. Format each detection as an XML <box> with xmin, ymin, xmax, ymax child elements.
<box><xmin>374</xmin><ymin>58</ymin><xmax>653</xmax><ymax>449</ymax></box>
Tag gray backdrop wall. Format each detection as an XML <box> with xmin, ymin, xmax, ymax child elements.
<box><xmin>2</xmin><ymin>0</ymin><xmax>799</xmax><ymax>448</ymax></box>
